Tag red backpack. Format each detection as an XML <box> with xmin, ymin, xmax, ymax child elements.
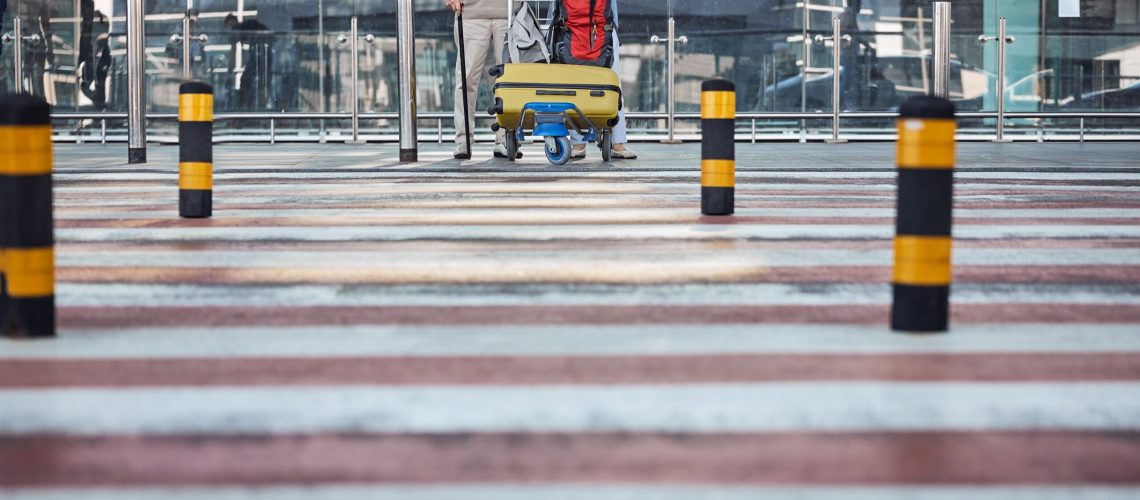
<box><xmin>552</xmin><ymin>0</ymin><xmax>614</xmax><ymax>67</ymax></box>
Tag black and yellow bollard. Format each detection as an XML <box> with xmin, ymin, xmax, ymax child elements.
<box><xmin>891</xmin><ymin>96</ymin><xmax>956</xmax><ymax>333</ymax></box>
<box><xmin>0</xmin><ymin>94</ymin><xmax>56</xmax><ymax>338</ymax></box>
<box><xmin>179</xmin><ymin>81</ymin><xmax>214</xmax><ymax>218</ymax></box>
<box><xmin>701</xmin><ymin>79</ymin><xmax>735</xmax><ymax>216</ymax></box>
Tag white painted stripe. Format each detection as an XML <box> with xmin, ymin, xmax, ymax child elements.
<box><xmin>52</xmin><ymin>197</ymin><xmax>671</xmax><ymax>210</ymax></box>
<box><xmin>53</xmin><ymin>169</ymin><xmax>1140</xmax><ymax>181</ymax></box>
<box><xmin>50</xmin><ymin>207</ymin><xmax>1140</xmax><ymax>220</ymax></box>
<box><xmin>50</xmin><ymin>195</ymin><xmax>912</xmax><ymax>208</ymax></box>
<box><xmin>3</xmin><ymin>324</ymin><xmax>1138</xmax><ymax>360</ymax></box>
<box><xmin>53</xmin><ymin>248</ymin><xmax>1140</xmax><ymax>267</ymax></box>
<box><xmin>59</xmin><ymin>193</ymin><xmax>1114</xmax><ymax>208</ymax></box>
<box><xmin>956</xmin><ymin>171</ymin><xmax>1140</xmax><ymax>180</ymax></box>
<box><xmin>53</xmin><ymin>225</ymin><xmax>1140</xmax><ymax>242</ymax></box>
<box><xmin>2</xmin><ymin>383</ymin><xmax>1139</xmax><ymax>435</ymax></box>
<box><xmin>5</xmin><ymin>486</ymin><xmax>1138</xmax><ymax>500</ymax></box>
<box><xmin>52</xmin><ymin>283</ymin><xmax>1140</xmax><ymax>308</ymax></box>
<box><xmin>51</xmin><ymin>182</ymin><xmax>1139</xmax><ymax>194</ymax></box>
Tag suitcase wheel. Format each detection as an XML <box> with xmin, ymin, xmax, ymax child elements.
<box><xmin>598</xmin><ymin>130</ymin><xmax>612</xmax><ymax>162</ymax></box>
<box><xmin>545</xmin><ymin>136</ymin><xmax>571</xmax><ymax>166</ymax></box>
<box><xmin>506</xmin><ymin>130</ymin><xmax>520</xmax><ymax>163</ymax></box>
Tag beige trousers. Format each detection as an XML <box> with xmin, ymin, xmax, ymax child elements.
<box><xmin>454</xmin><ymin>16</ymin><xmax>508</xmax><ymax>145</ymax></box>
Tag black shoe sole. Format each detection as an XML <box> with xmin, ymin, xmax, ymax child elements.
<box><xmin>454</xmin><ymin>154</ymin><xmax>471</xmax><ymax>160</ymax></box>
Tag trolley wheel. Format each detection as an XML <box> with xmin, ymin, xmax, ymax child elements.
<box><xmin>545</xmin><ymin>136</ymin><xmax>571</xmax><ymax>165</ymax></box>
<box><xmin>505</xmin><ymin>130</ymin><xmax>519</xmax><ymax>163</ymax></box>
<box><xmin>599</xmin><ymin>130</ymin><xmax>613</xmax><ymax>162</ymax></box>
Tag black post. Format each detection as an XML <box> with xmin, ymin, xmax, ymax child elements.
<box><xmin>891</xmin><ymin>96</ymin><xmax>957</xmax><ymax>333</ymax></box>
<box><xmin>0</xmin><ymin>94</ymin><xmax>56</xmax><ymax>338</ymax></box>
<box><xmin>179</xmin><ymin>81</ymin><xmax>214</xmax><ymax>218</ymax></box>
<box><xmin>701</xmin><ymin>79</ymin><xmax>735</xmax><ymax>215</ymax></box>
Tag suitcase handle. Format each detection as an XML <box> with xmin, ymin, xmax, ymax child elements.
<box><xmin>536</xmin><ymin>90</ymin><xmax>577</xmax><ymax>96</ymax></box>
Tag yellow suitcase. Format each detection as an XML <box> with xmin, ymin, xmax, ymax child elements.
<box><xmin>489</xmin><ymin>63</ymin><xmax>622</xmax><ymax>164</ymax></box>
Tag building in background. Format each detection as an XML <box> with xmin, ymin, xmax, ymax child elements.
<box><xmin>1</xmin><ymin>0</ymin><xmax>1138</xmax><ymax>139</ymax></box>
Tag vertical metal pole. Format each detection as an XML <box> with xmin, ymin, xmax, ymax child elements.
<box><xmin>75</xmin><ymin>0</ymin><xmax>82</xmax><ymax>110</ymax></box>
<box><xmin>13</xmin><ymin>17</ymin><xmax>24</xmax><ymax>94</ymax></box>
<box><xmin>664</xmin><ymin>17</ymin><xmax>678</xmax><ymax>144</ymax></box>
<box><xmin>828</xmin><ymin>17</ymin><xmax>844</xmax><ymax>143</ymax></box>
<box><xmin>799</xmin><ymin>1</ymin><xmax>809</xmax><ymax>143</ymax></box>
<box><xmin>318</xmin><ymin>0</ymin><xmax>326</xmax><ymax>140</ymax></box>
<box><xmin>917</xmin><ymin>7</ymin><xmax>928</xmax><ymax>93</ymax></box>
<box><xmin>182</xmin><ymin>13</ymin><xmax>192</xmax><ymax>79</ymax></box>
<box><xmin>127</xmin><ymin>0</ymin><xmax>147</xmax><ymax>163</ymax></box>
<box><xmin>995</xmin><ymin>17</ymin><xmax>1008</xmax><ymax>142</ymax></box>
<box><xmin>1079</xmin><ymin>117</ymin><xmax>1085</xmax><ymax>143</ymax></box>
<box><xmin>397</xmin><ymin>0</ymin><xmax>418</xmax><ymax>162</ymax></box>
<box><xmin>932</xmin><ymin>2</ymin><xmax>950</xmax><ymax>99</ymax></box>
<box><xmin>350</xmin><ymin>16</ymin><xmax>360</xmax><ymax>143</ymax></box>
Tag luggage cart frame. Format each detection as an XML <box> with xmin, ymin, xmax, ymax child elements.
<box><xmin>497</xmin><ymin>0</ymin><xmax>615</xmax><ymax>165</ymax></box>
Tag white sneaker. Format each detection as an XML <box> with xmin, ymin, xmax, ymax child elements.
<box><xmin>453</xmin><ymin>143</ymin><xmax>470</xmax><ymax>159</ymax></box>
<box><xmin>611</xmin><ymin>145</ymin><xmax>638</xmax><ymax>160</ymax></box>
<box><xmin>493</xmin><ymin>143</ymin><xmax>522</xmax><ymax>159</ymax></box>
<box><xmin>570</xmin><ymin>144</ymin><xmax>587</xmax><ymax>159</ymax></box>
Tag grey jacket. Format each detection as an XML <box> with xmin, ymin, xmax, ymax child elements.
<box><xmin>461</xmin><ymin>0</ymin><xmax>509</xmax><ymax>20</ymax></box>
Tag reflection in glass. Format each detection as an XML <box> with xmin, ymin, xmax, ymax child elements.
<box><xmin>19</xmin><ymin>0</ymin><xmax>1139</xmax><ymax>141</ymax></box>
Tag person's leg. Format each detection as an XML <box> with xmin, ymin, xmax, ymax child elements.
<box><xmin>611</xmin><ymin>32</ymin><xmax>627</xmax><ymax>145</ymax></box>
<box><xmin>491</xmin><ymin>18</ymin><xmax>507</xmax><ymax>146</ymax></box>
<box><xmin>453</xmin><ymin>17</ymin><xmax>492</xmax><ymax>155</ymax></box>
<box><xmin>240</xmin><ymin>62</ymin><xmax>255</xmax><ymax>110</ymax></box>
<box><xmin>609</xmin><ymin>31</ymin><xmax>636</xmax><ymax>159</ymax></box>
<box><xmin>568</xmin><ymin>40</ymin><xmax>591</xmax><ymax>155</ymax></box>
<box><xmin>92</xmin><ymin>39</ymin><xmax>109</xmax><ymax>110</ymax></box>
<box><xmin>575</xmin><ymin>30</ymin><xmax>632</xmax><ymax>158</ymax></box>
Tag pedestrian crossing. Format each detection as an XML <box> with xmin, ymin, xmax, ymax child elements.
<box><xmin>2</xmin><ymin>143</ymin><xmax>1139</xmax><ymax>497</ymax></box>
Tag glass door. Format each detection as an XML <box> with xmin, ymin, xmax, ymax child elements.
<box><xmin>1</xmin><ymin>0</ymin><xmax>78</xmax><ymax>107</ymax></box>
<box><xmin>625</xmin><ymin>1</ymin><xmax>673</xmax><ymax>139</ymax></box>
<box><xmin>0</xmin><ymin>0</ymin><xmax>13</xmax><ymax>94</ymax></box>
<box><xmin>209</xmin><ymin>0</ymin><xmax>330</xmax><ymax>138</ymax></box>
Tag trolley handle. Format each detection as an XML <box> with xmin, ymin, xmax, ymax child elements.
<box><xmin>515</xmin><ymin>102</ymin><xmax>596</xmax><ymax>137</ymax></box>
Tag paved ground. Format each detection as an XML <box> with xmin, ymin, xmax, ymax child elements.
<box><xmin>2</xmin><ymin>141</ymin><xmax>1140</xmax><ymax>498</ymax></box>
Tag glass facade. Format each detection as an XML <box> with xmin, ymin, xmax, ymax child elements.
<box><xmin>2</xmin><ymin>0</ymin><xmax>1138</xmax><ymax>141</ymax></box>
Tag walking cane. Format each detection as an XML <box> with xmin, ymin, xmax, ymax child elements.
<box><xmin>457</xmin><ymin>11</ymin><xmax>473</xmax><ymax>159</ymax></box>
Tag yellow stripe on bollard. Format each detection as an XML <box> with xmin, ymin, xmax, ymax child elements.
<box><xmin>701</xmin><ymin>159</ymin><xmax>736</xmax><ymax>188</ymax></box>
<box><xmin>0</xmin><ymin>125</ymin><xmax>53</xmax><ymax>176</ymax></box>
<box><xmin>892</xmin><ymin>236</ymin><xmax>952</xmax><ymax>286</ymax></box>
<box><xmin>897</xmin><ymin>119</ymin><xmax>956</xmax><ymax>169</ymax></box>
<box><xmin>179</xmin><ymin>94</ymin><xmax>215</xmax><ymax>122</ymax></box>
<box><xmin>2</xmin><ymin>247</ymin><xmax>54</xmax><ymax>298</ymax></box>
<box><xmin>179</xmin><ymin>162</ymin><xmax>214</xmax><ymax>190</ymax></box>
<box><xmin>701</xmin><ymin>91</ymin><xmax>736</xmax><ymax>120</ymax></box>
